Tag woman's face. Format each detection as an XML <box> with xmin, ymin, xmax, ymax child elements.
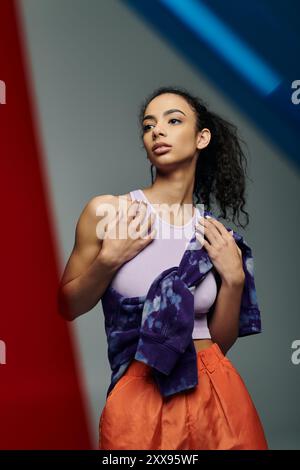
<box><xmin>142</xmin><ymin>93</ymin><xmax>210</xmax><ymax>170</ymax></box>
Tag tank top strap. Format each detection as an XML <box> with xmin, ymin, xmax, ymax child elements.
<box><xmin>129</xmin><ymin>189</ymin><xmax>156</xmax><ymax>224</ymax></box>
<box><xmin>193</xmin><ymin>206</ymin><xmax>216</xmax><ymax>224</ymax></box>
<box><xmin>129</xmin><ymin>189</ymin><xmax>142</xmax><ymax>201</ymax></box>
<box><xmin>130</xmin><ymin>189</ymin><xmax>151</xmax><ymax>202</ymax></box>
<box><xmin>194</xmin><ymin>206</ymin><xmax>201</xmax><ymax>222</ymax></box>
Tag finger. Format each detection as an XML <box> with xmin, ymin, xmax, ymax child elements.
<box><xmin>144</xmin><ymin>224</ymin><xmax>157</xmax><ymax>243</ymax></box>
<box><xmin>195</xmin><ymin>219</ymin><xmax>207</xmax><ymax>245</ymax></box>
<box><xmin>205</xmin><ymin>216</ymin><xmax>233</xmax><ymax>240</ymax></box>
<box><xmin>127</xmin><ymin>200</ymin><xmax>143</xmax><ymax>231</ymax></box>
<box><xmin>140</xmin><ymin>212</ymin><xmax>156</xmax><ymax>238</ymax></box>
<box><xmin>195</xmin><ymin>223</ymin><xmax>204</xmax><ymax>240</ymax></box>
<box><xmin>141</xmin><ymin>211</ymin><xmax>157</xmax><ymax>238</ymax></box>
<box><xmin>102</xmin><ymin>213</ymin><xmax>114</xmax><ymax>239</ymax></box>
<box><xmin>108</xmin><ymin>208</ymin><xmax>121</xmax><ymax>230</ymax></box>
<box><xmin>127</xmin><ymin>200</ymin><xmax>142</xmax><ymax>222</ymax></box>
<box><xmin>197</xmin><ymin>217</ymin><xmax>221</xmax><ymax>244</ymax></box>
<box><xmin>135</xmin><ymin>202</ymin><xmax>151</xmax><ymax>234</ymax></box>
<box><xmin>195</xmin><ymin>230</ymin><xmax>210</xmax><ymax>250</ymax></box>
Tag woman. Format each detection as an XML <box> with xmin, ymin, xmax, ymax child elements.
<box><xmin>58</xmin><ymin>86</ymin><xmax>268</xmax><ymax>450</ymax></box>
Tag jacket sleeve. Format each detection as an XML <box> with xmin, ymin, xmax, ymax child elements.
<box><xmin>236</xmin><ymin>236</ymin><xmax>262</xmax><ymax>337</ymax></box>
<box><xmin>134</xmin><ymin>269</ymin><xmax>195</xmax><ymax>376</ymax></box>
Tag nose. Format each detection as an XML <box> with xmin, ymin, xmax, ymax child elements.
<box><xmin>152</xmin><ymin>126</ymin><xmax>166</xmax><ymax>139</ymax></box>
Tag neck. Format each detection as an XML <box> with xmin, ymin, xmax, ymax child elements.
<box><xmin>142</xmin><ymin>166</ymin><xmax>197</xmax><ymax>223</ymax></box>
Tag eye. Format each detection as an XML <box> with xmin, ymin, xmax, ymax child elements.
<box><xmin>142</xmin><ymin>118</ymin><xmax>181</xmax><ymax>132</ymax></box>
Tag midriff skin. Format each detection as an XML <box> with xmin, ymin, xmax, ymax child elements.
<box><xmin>193</xmin><ymin>338</ymin><xmax>213</xmax><ymax>353</ymax></box>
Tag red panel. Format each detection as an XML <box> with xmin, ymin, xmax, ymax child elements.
<box><xmin>0</xmin><ymin>0</ymin><xmax>92</xmax><ymax>449</ymax></box>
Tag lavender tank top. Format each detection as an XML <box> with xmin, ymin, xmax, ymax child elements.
<box><xmin>110</xmin><ymin>189</ymin><xmax>217</xmax><ymax>339</ymax></box>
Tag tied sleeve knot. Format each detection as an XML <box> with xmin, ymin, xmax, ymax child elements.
<box><xmin>134</xmin><ymin>266</ymin><xmax>196</xmax><ymax>376</ymax></box>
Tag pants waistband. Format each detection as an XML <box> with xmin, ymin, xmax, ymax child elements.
<box><xmin>123</xmin><ymin>342</ymin><xmax>225</xmax><ymax>377</ymax></box>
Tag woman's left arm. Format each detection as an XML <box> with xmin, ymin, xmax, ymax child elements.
<box><xmin>207</xmin><ymin>276</ymin><xmax>245</xmax><ymax>356</ymax></box>
<box><xmin>196</xmin><ymin>216</ymin><xmax>245</xmax><ymax>356</ymax></box>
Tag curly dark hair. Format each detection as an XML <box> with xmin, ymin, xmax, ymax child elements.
<box><xmin>138</xmin><ymin>85</ymin><xmax>251</xmax><ymax>229</ymax></box>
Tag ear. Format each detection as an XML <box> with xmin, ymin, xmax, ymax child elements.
<box><xmin>196</xmin><ymin>128</ymin><xmax>211</xmax><ymax>150</ymax></box>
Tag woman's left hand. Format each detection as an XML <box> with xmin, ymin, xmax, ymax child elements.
<box><xmin>196</xmin><ymin>216</ymin><xmax>245</xmax><ymax>286</ymax></box>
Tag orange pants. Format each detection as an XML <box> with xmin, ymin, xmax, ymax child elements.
<box><xmin>99</xmin><ymin>342</ymin><xmax>268</xmax><ymax>450</ymax></box>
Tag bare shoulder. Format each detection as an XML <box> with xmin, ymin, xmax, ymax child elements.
<box><xmin>87</xmin><ymin>192</ymin><xmax>133</xmax><ymax>215</ymax></box>
<box><xmin>59</xmin><ymin>192</ymin><xmax>134</xmax><ymax>289</ymax></box>
<box><xmin>78</xmin><ymin>192</ymin><xmax>133</xmax><ymax>231</ymax></box>
<box><xmin>93</xmin><ymin>192</ymin><xmax>132</xmax><ymax>204</ymax></box>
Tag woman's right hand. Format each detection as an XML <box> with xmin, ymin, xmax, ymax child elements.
<box><xmin>97</xmin><ymin>199</ymin><xmax>157</xmax><ymax>268</ymax></box>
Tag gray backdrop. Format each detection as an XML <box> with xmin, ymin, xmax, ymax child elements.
<box><xmin>19</xmin><ymin>0</ymin><xmax>300</xmax><ymax>449</ymax></box>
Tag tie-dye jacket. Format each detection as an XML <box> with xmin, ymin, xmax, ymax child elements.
<box><xmin>101</xmin><ymin>210</ymin><xmax>262</xmax><ymax>399</ymax></box>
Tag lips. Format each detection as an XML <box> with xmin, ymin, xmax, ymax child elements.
<box><xmin>152</xmin><ymin>142</ymin><xmax>172</xmax><ymax>156</ymax></box>
<box><xmin>153</xmin><ymin>146</ymin><xmax>172</xmax><ymax>155</ymax></box>
<box><xmin>152</xmin><ymin>142</ymin><xmax>172</xmax><ymax>151</ymax></box>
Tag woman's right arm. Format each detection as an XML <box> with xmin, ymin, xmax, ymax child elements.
<box><xmin>57</xmin><ymin>195</ymin><xmax>121</xmax><ymax>321</ymax></box>
<box><xmin>57</xmin><ymin>195</ymin><xmax>155</xmax><ymax>321</ymax></box>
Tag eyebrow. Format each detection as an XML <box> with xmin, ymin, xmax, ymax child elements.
<box><xmin>142</xmin><ymin>108</ymin><xmax>186</xmax><ymax>122</ymax></box>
